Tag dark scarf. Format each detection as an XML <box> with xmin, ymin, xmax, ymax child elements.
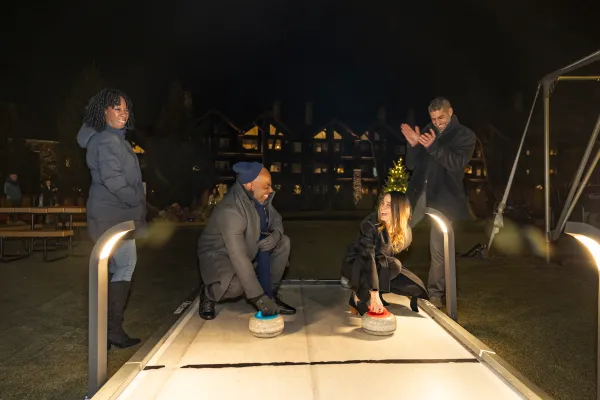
<box><xmin>240</xmin><ymin>183</ymin><xmax>273</xmax><ymax>298</ymax></box>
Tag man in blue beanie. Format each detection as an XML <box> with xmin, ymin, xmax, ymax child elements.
<box><xmin>197</xmin><ymin>162</ymin><xmax>295</xmax><ymax>320</ymax></box>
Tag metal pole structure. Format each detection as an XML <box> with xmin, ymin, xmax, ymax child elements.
<box><xmin>555</xmin><ymin>149</ymin><xmax>600</xmax><ymax>235</ymax></box>
<box><xmin>88</xmin><ymin>221</ymin><xmax>135</xmax><ymax>398</ymax></box>
<box><xmin>487</xmin><ymin>84</ymin><xmax>541</xmax><ymax>253</ymax></box>
<box><xmin>542</xmin><ymin>49</ymin><xmax>600</xmax><ymax>82</ymax></box>
<box><xmin>556</xmin><ymin>76</ymin><xmax>600</xmax><ymax>81</ymax></box>
<box><xmin>564</xmin><ymin>221</ymin><xmax>600</xmax><ymax>400</ymax></box>
<box><xmin>553</xmin><ymin>113</ymin><xmax>600</xmax><ymax>240</ymax></box>
<box><xmin>425</xmin><ymin>208</ymin><xmax>457</xmax><ymax>321</ymax></box>
<box><xmin>543</xmin><ymin>80</ymin><xmax>552</xmax><ymax>263</ymax></box>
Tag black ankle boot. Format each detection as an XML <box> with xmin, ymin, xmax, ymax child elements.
<box><xmin>348</xmin><ymin>293</ymin><xmax>369</xmax><ymax>316</ymax></box>
<box><xmin>273</xmin><ymin>290</ymin><xmax>296</xmax><ymax>315</ymax></box>
<box><xmin>199</xmin><ymin>286</ymin><xmax>216</xmax><ymax>320</ymax></box>
<box><xmin>108</xmin><ymin>281</ymin><xmax>141</xmax><ymax>349</ymax></box>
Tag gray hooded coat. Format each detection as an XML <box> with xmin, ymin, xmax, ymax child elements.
<box><xmin>77</xmin><ymin>124</ymin><xmax>147</xmax><ymax>242</ymax></box>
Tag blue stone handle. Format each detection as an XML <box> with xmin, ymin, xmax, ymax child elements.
<box><xmin>255</xmin><ymin>311</ymin><xmax>278</xmax><ymax>320</ymax></box>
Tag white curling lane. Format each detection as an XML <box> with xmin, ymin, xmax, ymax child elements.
<box><xmin>96</xmin><ymin>285</ymin><xmax>546</xmax><ymax>400</ymax></box>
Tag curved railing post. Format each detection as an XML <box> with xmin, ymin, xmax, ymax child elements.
<box><xmin>425</xmin><ymin>208</ymin><xmax>457</xmax><ymax>321</ymax></box>
<box><xmin>564</xmin><ymin>221</ymin><xmax>600</xmax><ymax>400</ymax></box>
<box><xmin>88</xmin><ymin>221</ymin><xmax>135</xmax><ymax>398</ymax></box>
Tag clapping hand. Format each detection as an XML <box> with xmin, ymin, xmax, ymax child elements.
<box><xmin>400</xmin><ymin>124</ymin><xmax>420</xmax><ymax>147</ymax></box>
<box><xmin>418</xmin><ymin>128</ymin><xmax>436</xmax><ymax>149</ymax></box>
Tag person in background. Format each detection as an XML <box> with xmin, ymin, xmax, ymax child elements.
<box><xmin>342</xmin><ymin>191</ymin><xmax>428</xmax><ymax>315</ymax></box>
<box><xmin>401</xmin><ymin>97</ymin><xmax>476</xmax><ymax>308</ymax></box>
<box><xmin>77</xmin><ymin>88</ymin><xmax>146</xmax><ymax>350</ymax></box>
<box><xmin>4</xmin><ymin>173</ymin><xmax>22</xmax><ymax>224</ymax></box>
<box><xmin>197</xmin><ymin>162</ymin><xmax>295</xmax><ymax>320</ymax></box>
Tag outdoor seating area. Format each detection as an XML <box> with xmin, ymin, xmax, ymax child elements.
<box><xmin>0</xmin><ymin>207</ymin><xmax>85</xmax><ymax>262</ymax></box>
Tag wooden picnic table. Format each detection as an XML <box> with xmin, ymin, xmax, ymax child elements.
<box><xmin>0</xmin><ymin>207</ymin><xmax>86</xmax><ymax>230</ymax></box>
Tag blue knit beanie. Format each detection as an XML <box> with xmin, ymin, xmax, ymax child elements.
<box><xmin>233</xmin><ymin>162</ymin><xmax>263</xmax><ymax>184</ymax></box>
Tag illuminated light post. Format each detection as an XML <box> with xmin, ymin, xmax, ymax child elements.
<box><xmin>425</xmin><ymin>208</ymin><xmax>457</xmax><ymax>321</ymax></box>
<box><xmin>565</xmin><ymin>221</ymin><xmax>600</xmax><ymax>400</ymax></box>
<box><xmin>88</xmin><ymin>221</ymin><xmax>135</xmax><ymax>398</ymax></box>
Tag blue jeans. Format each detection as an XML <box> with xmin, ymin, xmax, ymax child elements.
<box><xmin>109</xmin><ymin>239</ymin><xmax>137</xmax><ymax>282</ymax></box>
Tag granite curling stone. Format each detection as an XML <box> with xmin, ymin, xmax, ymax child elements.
<box><xmin>249</xmin><ymin>311</ymin><xmax>284</xmax><ymax>338</ymax></box>
<box><xmin>362</xmin><ymin>308</ymin><xmax>396</xmax><ymax>336</ymax></box>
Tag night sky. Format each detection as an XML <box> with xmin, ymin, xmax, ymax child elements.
<box><xmin>2</xmin><ymin>0</ymin><xmax>599</xmax><ymax>139</ymax></box>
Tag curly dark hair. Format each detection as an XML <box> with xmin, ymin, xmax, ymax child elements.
<box><xmin>83</xmin><ymin>88</ymin><xmax>135</xmax><ymax>132</ymax></box>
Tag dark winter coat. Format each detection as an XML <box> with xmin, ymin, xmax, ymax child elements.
<box><xmin>4</xmin><ymin>179</ymin><xmax>21</xmax><ymax>204</ymax></box>
<box><xmin>341</xmin><ymin>213</ymin><xmax>427</xmax><ymax>301</ymax></box>
<box><xmin>77</xmin><ymin>124</ymin><xmax>147</xmax><ymax>242</ymax></box>
<box><xmin>405</xmin><ymin>115</ymin><xmax>476</xmax><ymax>221</ymax></box>
<box><xmin>198</xmin><ymin>181</ymin><xmax>285</xmax><ymax>300</ymax></box>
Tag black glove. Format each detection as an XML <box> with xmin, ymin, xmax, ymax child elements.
<box><xmin>258</xmin><ymin>230</ymin><xmax>282</xmax><ymax>252</ymax></box>
<box><xmin>250</xmin><ymin>294</ymin><xmax>280</xmax><ymax>316</ymax></box>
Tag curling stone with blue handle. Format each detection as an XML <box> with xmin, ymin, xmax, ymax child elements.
<box><xmin>249</xmin><ymin>311</ymin><xmax>284</xmax><ymax>338</ymax></box>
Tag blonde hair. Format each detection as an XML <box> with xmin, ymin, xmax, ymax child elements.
<box><xmin>377</xmin><ymin>191</ymin><xmax>412</xmax><ymax>252</ymax></box>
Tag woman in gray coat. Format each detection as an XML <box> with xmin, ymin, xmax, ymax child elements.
<box><xmin>77</xmin><ymin>88</ymin><xmax>146</xmax><ymax>350</ymax></box>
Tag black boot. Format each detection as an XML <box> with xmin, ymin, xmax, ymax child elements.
<box><xmin>108</xmin><ymin>281</ymin><xmax>141</xmax><ymax>349</ymax></box>
<box><xmin>199</xmin><ymin>286</ymin><xmax>216</xmax><ymax>320</ymax></box>
<box><xmin>348</xmin><ymin>293</ymin><xmax>369</xmax><ymax>316</ymax></box>
<box><xmin>273</xmin><ymin>289</ymin><xmax>296</xmax><ymax>315</ymax></box>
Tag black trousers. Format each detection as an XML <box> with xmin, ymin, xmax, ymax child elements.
<box><xmin>410</xmin><ymin>193</ymin><xmax>446</xmax><ymax>299</ymax></box>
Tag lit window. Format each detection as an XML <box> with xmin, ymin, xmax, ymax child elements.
<box><xmin>336</xmin><ymin>165</ymin><xmax>345</xmax><ymax>174</ymax></box>
<box><xmin>334</xmin><ymin>185</ymin><xmax>341</xmax><ymax>193</ymax></box>
<box><xmin>274</xmin><ymin>184</ymin><xmax>282</xmax><ymax>191</ymax></box>
<box><xmin>314</xmin><ymin>164</ymin><xmax>328</xmax><ymax>174</ymax></box>
<box><xmin>361</xmin><ymin>187</ymin><xmax>369</xmax><ymax>194</ymax></box>
<box><xmin>274</xmin><ymin>140</ymin><xmax>282</xmax><ymax>150</ymax></box>
<box><xmin>294</xmin><ymin>185</ymin><xmax>302</xmax><ymax>195</ymax></box>
<box><xmin>526</xmin><ymin>150</ymin><xmax>531</xmax><ymax>156</ymax></box>
<box><xmin>270</xmin><ymin>162</ymin><xmax>281</xmax><ymax>173</ymax></box>
<box><xmin>242</xmin><ymin>139</ymin><xmax>258</xmax><ymax>150</ymax></box>
<box><xmin>314</xmin><ymin>131</ymin><xmax>326</xmax><ymax>139</ymax></box>
<box><xmin>244</xmin><ymin>126</ymin><xmax>259</xmax><ymax>136</ymax></box>
<box><xmin>526</xmin><ymin>169</ymin><xmax>530</xmax><ymax>175</ymax></box>
<box><xmin>333</xmin><ymin>130</ymin><xmax>342</xmax><ymax>140</ymax></box>
<box><xmin>315</xmin><ymin>142</ymin><xmax>328</xmax><ymax>153</ymax></box>
<box><xmin>550</xmin><ymin>169</ymin><xmax>556</xmax><ymax>175</ymax></box>
<box><xmin>292</xmin><ymin>163</ymin><xmax>302</xmax><ymax>174</ymax></box>
<box><xmin>464</xmin><ymin>165</ymin><xmax>473</xmax><ymax>174</ymax></box>
<box><xmin>475</xmin><ymin>167</ymin><xmax>482</xmax><ymax>177</ymax></box>
<box><xmin>535</xmin><ymin>184</ymin><xmax>543</xmax><ymax>191</ymax></box>
<box><xmin>550</xmin><ymin>149</ymin><xmax>558</xmax><ymax>156</ymax></box>
<box><xmin>292</xmin><ymin>142</ymin><xmax>302</xmax><ymax>152</ymax></box>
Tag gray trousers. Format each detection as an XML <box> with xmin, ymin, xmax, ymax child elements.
<box><xmin>409</xmin><ymin>194</ymin><xmax>446</xmax><ymax>298</ymax></box>
<box><xmin>206</xmin><ymin>235</ymin><xmax>291</xmax><ymax>301</ymax></box>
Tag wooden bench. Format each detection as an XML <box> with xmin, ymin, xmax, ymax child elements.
<box><xmin>0</xmin><ymin>230</ymin><xmax>74</xmax><ymax>262</ymax></box>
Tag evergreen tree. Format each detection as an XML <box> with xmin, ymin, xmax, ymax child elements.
<box><xmin>383</xmin><ymin>157</ymin><xmax>409</xmax><ymax>193</ymax></box>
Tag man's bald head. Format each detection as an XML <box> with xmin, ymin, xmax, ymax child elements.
<box><xmin>243</xmin><ymin>168</ymin><xmax>273</xmax><ymax>204</ymax></box>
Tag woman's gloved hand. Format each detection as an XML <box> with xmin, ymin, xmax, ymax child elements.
<box><xmin>251</xmin><ymin>294</ymin><xmax>280</xmax><ymax>316</ymax></box>
<box><xmin>258</xmin><ymin>230</ymin><xmax>282</xmax><ymax>252</ymax></box>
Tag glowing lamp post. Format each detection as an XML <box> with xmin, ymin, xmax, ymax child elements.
<box><xmin>425</xmin><ymin>208</ymin><xmax>458</xmax><ymax>321</ymax></box>
<box><xmin>88</xmin><ymin>221</ymin><xmax>135</xmax><ymax>398</ymax></box>
<box><xmin>564</xmin><ymin>221</ymin><xmax>600</xmax><ymax>400</ymax></box>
